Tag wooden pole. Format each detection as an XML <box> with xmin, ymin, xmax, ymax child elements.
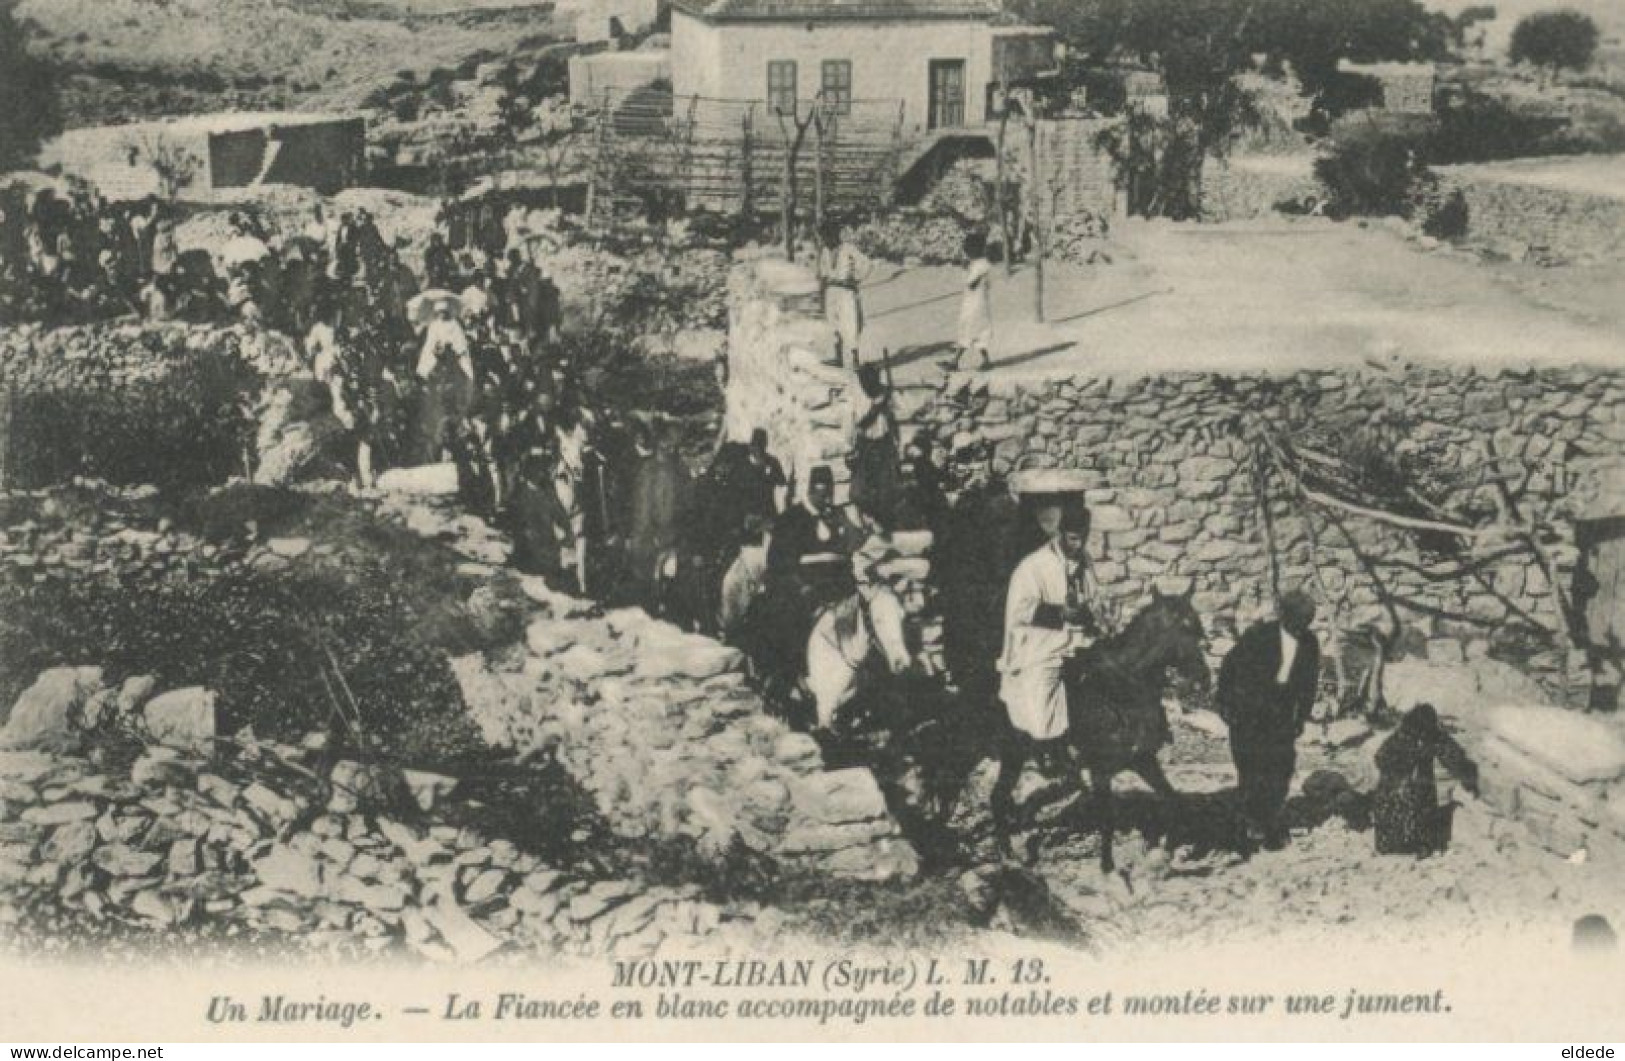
<box><xmin>741</xmin><ymin>104</ymin><xmax>755</xmax><ymax>227</ymax></box>
<box><xmin>1027</xmin><ymin>114</ymin><xmax>1045</xmax><ymax>323</ymax></box>
<box><xmin>995</xmin><ymin>68</ymin><xmax>1014</xmax><ymax>276</ymax></box>
<box><xmin>778</xmin><ymin>108</ymin><xmax>794</xmax><ymax>260</ymax></box>
<box><xmin>813</xmin><ymin>97</ymin><xmax>827</xmax><ymax>243</ymax></box>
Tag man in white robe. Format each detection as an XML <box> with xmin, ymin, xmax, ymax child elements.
<box><xmin>991</xmin><ymin>498</ymin><xmax>1104</xmax><ymax>849</ymax></box>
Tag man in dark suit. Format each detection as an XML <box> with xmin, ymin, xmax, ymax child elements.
<box><xmin>1216</xmin><ymin>589</ymin><xmax>1322</xmax><ymax>852</ymax></box>
<box><xmin>767</xmin><ymin>465</ymin><xmax>843</xmax><ymax>576</ymax></box>
<box><xmin>742</xmin><ymin>466</ymin><xmax>852</xmax><ymax>700</ymax></box>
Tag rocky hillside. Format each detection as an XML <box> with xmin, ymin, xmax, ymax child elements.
<box><xmin>17</xmin><ymin>0</ymin><xmax>564</xmax><ymax>126</ymax></box>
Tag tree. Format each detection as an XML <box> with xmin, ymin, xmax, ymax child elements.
<box><xmin>1509</xmin><ymin>9</ymin><xmax>1600</xmax><ymax>79</ymax></box>
<box><xmin>0</xmin><ymin>0</ymin><xmax>61</xmax><ymax>171</ymax></box>
<box><xmin>526</xmin><ymin>95</ymin><xmax>580</xmax><ymax>208</ymax></box>
<box><xmin>122</xmin><ymin>132</ymin><xmax>203</xmax><ymax>201</ymax></box>
<box><xmin>1012</xmin><ymin>0</ymin><xmax>1445</xmax><ymax>216</ymax></box>
<box><xmin>1451</xmin><ymin>5</ymin><xmax>1498</xmax><ymax>55</ymax></box>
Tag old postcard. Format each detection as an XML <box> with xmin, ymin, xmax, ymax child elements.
<box><xmin>0</xmin><ymin>0</ymin><xmax>1622</xmax><ymax>1044</ymax></box>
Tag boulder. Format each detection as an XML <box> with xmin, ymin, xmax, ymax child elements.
<box><xmin>1</xmin><ymin>667</ymin><xmax>105</xmax><ymax>749</ymax></box>
<box><xmin>1318</xmin><ymin>717</ymin><xmax>1373</xmax><ymax>749</ymax></box>
<box><xmin>329</xmin><ymin>760</ymin><xmax>406</xmax><ymax>814</ymax></box>
<box><xmin>526</xmin><ymin>618</ymin><xmax>582</xmax><ymax>657</ymax></box>
<box><xmin>252</xmin><ymin>844</ymin><xmax>325</xmax><ymax>897</ymax></box>
<box><xmin>423</xmin><ymin>889</ymin><xmax>505</xmax><ymax>963</ymax></box>
<box><xmin>635</xmin><ymin>642</ymin><xmax>744</xmax><ymax>682</ymax></box>
<box><xmin>820</xmin><ymin>838</ymin><xmax>920</xmax><ymax>881</ymax></box>
<box><xmin>120</xmin><ymin>675</ymin><xmax>158</xmax><ymax>719</ymax></box>
<box><xmin>255</xmin><ymin>379</ymin><xmax>348</xmax><ymax>486</ymax></box>
<box><xmin>92</xmin><ymin>844</ymin><xmax>162</xmax><ymax>878</ymax></box>
<box><xmin>1486</xmin><ymin>705</ymin><xmax>1625</xmax><ymax>787</ymax></box>
<box><xmin>41</xmin><ymin>820</ymin><xmax>98</xmax><ymax>865</ymax></box>
<box><xmin>142</xmin><ymin>688</ymin><xmax>217</xmax><ymax>749</ymax></box>
<box><xmin>21</xmin><ymin>801</ymin><xmax>98</xmax><ymax>826</ymax></box>
<box><xmin>267</xmin><ymin>537</ymin><xmax>312</xmax><ymax>559</ymax></box>
<box><xmin>402</xmin><ymin>769</ymin><xmax>458</xmax><ymax>812</ymax></box>
<box><xmin>791</xmin><ymin>769</ymin><xmax>889</xmax><ymax>826</ymax></box>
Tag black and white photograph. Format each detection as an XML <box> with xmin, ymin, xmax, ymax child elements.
<box><xmin>0</xmin><ymin>0</ymin><xmax>1621</xmax><ymax>1044</ymax></box>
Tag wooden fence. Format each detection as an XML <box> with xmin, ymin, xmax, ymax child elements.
<box><xmin>584</xmin><ymin>87</ymin><xmax>909</xmax><ymax>227</ymax></box>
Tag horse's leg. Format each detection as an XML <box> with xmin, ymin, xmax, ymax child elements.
<box><xmin>989</xmin><ymin>730</ymin><xmax>1026</xmax><ymax>860</ymax></box>
<box><xmin>1133</xmin><ymin>755</ymin><xmax>1180</xmax><ymax>852</ymax></box>
<box><xmin>1090</xmin><ymin>766</ymin><xmax>1116</xmax><ymax>875</ymax></box>
<box><xmin>572</xmin><ymin>515</ymin><xmax>589</xmax><ymax>598</ymax></box>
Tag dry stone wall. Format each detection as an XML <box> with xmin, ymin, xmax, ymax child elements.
<box><xmin>722</xmin><ymin>258</ymin><xmax>864</xmax><ymax>501</ymax></box>
<box><xmin>380</xmin><ymin>488</ymin><xmax>921</xmax><ymax>883</ymax></box>
<box><xmin>1382</xmin><ymin>655</ymin><xmax>1625</xmax><ymax>860</ymax></box>
<box><xmin>905</xmin><ymin>363</ymin><xmax>1625</xmax><ymax>695</ymax></box>
<box><xmin>723</xmin><ymin>259</ymin><xmax>946</xmax><ymax>676</ymax></box>
<box><xmin>0</xmin><ymin>322</ymin><xmax>312</xmax><ymax>490</ymax></box>
<box><xmin>1029</xmin><ymin>118</ymin><xmax>1122</xmax><ymax>222</ymax></box>
<box><xmin>0</xmin><ymin>713</ymin><xmax>753</xmax><ymax>962</ymax></box>
<box><xmin>1201</xmin><ymin>155</ymin><xmax>1320</xmax><ymax>222</ymax></box>
<box><xmin>1436</xmin><ymin>166</ymin><xmax>1625</xmax><ymax>267</ymax></box>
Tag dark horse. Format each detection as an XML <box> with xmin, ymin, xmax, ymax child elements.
<box><xmin>996</xmin><ymin>588</ymin><xmax>1212</xmax><ymax>874</ymax></box>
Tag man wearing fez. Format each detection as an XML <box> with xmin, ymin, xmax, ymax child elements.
<box><xmin>1215</xmin><ymin>589</ymin><xmax>1322</xmax><ymax>852</ymax></box>
<box><xmin>751</xmin><ymin>466</ymin><xmax>852</xmax><ymax>695</ymax></box>
<box><xmin>992</xmin><ymin>497</ymin><xmax>1103</xmax><ymax>846</ymax></box>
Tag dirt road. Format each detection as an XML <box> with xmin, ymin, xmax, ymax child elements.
<box><xmin>942</xmin><ymin>712</ymin><xmax>1625</xmax><ymax>958</ymax></box>
<box><xmin>859</xmin><ymin>217</ymin><xmax>1623</xmax><ymax>387</ymax></box>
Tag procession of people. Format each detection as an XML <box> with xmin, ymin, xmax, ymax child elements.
<box><xmin>0</xmin><ymin>178</ymin><xmax>1484</xmax><ymax>869</ymax></box>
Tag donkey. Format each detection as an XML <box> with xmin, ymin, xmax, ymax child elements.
<box><xmin>1063</xmin><ymin>587</ymin><xmax>1212</xmax><ymax>873</ymax></box>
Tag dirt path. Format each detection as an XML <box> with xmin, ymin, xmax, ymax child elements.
<box><xmin>939</xmin><ymin>713</ymin><xmax>1625</xmax><ymax>956</ymax></box>
<box><xmin>859</xmin><ymin>217</ymin><xmax>1623</xmax><ymax>388</ymax></box>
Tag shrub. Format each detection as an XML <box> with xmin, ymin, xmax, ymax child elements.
<box><xmin>1314</xmin><ymin>121</ymin><xmax>1433</xmax><ymax>218</ymax></box>
<box><xmin>849</xmin><ymin>212</ymin><xmax>969</xmax><ymax>265</ymax></box>
<box><xmin>6</xmin><ymin>352</ymin><xmax>256</xmax><ymax>490</ymax></box>
<box><xmin>0</xmin><ymin>487</ymin><xmax>490</xmax><ymax>769</ymax></box>
<box><xmin>1510</xmin><ymin>10</ymin><xmax>1601</xmax><ymax>77</ymax></box>
<box><xmin>0</xmin><ymin>325</ymin><xmax>284</xmax><ymax>491</ymax></box>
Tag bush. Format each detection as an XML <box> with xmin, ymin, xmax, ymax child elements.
<box><xmin>1430</xmin><ymin>89</ymin><xmax>1576</xmax><ymax>163</ymax></box>
<box><xmin>1510</xmin><ymin>10</ymin><xmax>1601</xmax><ymax>76</ymax></box>
<box><xmin>0</xmin><ymin>487</ymin><xmax>490</xmax><ymax>769</ymax></box>
<box><xmin>849</xmin><ymin>212</ymin><xmax>969</xmax><ymax>265</ymax></box>
<box><xmin>1314</xmin><ymin>121</ymin><xmax>1433</xmax><ymax>218</ymax></box>
<box><xmin>6</xmin><ymin>353</ymin><xmax>256</xmax><ymax>491</ymax></box>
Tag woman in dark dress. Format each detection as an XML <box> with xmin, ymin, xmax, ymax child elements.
<box><xmin>1372</xmin><ymin>703</ymin><xmax>1479</xmax><ymax>856</ymax></box>
<box><xmin>848</xmin><ymin>365</ymin><xmax>901</xmax><ymax>530</ymax></box>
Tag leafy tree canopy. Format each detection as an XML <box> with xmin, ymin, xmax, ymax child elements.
<box><xmin>1015</xmin><ymin>0</ymin><xmax>1453</xmax><ymax>104</ymax></box>
<box><xmin>1509</xmin><ymin>9</ymin><xmax>1600</xmax><ymax>73</ymax></box>
<box><xmin>0</xmin><ymin>0</ymin><xmax>61</xmax><ymax>171</ymax></box>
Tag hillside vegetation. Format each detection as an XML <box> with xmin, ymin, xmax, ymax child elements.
<box><xmin>18</xmin><ymin>0</ymin><xmax>563</xmax><ymax>126</ymax></box>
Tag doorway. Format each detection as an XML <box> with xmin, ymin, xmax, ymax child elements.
<box><xmin>928</xmin><ymin>59</ymin><xmax>966</xmax><ymax>130</ymax></box>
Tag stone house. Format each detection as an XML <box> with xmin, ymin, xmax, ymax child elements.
<box><xmin>557</xmin><ymin>0</ymin><xmax>663</xmax><ymax>43</ymax></box>
<box><xmin>668</xmin><ymin>0</ymin><xmax>1056</xmax><ymax>138</ymax></box>
<box><xmin>1337</xmin><ymin>60</ymin><xmax>1438</xmax><ymax>115</ymax></box>
<box><xmin>44</xmin><ymin>113</ymin><xmax>366</xmax><ymax>202</ymax></box>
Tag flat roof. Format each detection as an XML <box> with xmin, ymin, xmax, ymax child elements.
<box><xmin>1338</xmin><ymin>60</ymin><xmax>1437</xmax><ymax>76</ymax></box>
<box><xmin>673</xmin><ymin>0</ymin><xmax>999</xmax><ymax>22</ymax></box>
<box><xmin>57</xmin><ymin>111</ymin><xmax>364</xmax><ymax>140</ymax></box>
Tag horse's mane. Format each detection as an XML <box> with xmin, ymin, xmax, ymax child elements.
<box><xmin>1088</xmin><ymin>598</ymin><xmax>1182</xmax><ymax>680</ymax></box>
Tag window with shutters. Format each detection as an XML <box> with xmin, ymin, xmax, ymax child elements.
<box><xmin>821</xmin><ymin>60</ymin><xmax>852</xmax><ymax>115</ymax></box>
<box><xmin>767</xmin><ymin>60</ymin><xmax>798</xmax><ymax>116</ymax></box>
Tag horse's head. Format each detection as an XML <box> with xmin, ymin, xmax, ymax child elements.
<box><xmin>857</xmin><ymin>579</ymin><xmax>913</xmax><ymax>676</ymax></box>
<box><xmin>1135</xmin><ymin>586</ymin><xmax>1212</xmax><ymax>698</ymax></box>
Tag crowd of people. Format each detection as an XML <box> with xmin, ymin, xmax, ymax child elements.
<box><xmin>0</xmin><ymin>181</ymin><xmax>672</xmax><ymax>602</ymax></box>
<box><xmin>0</xmin><ymin>181</ymin><xmax>953</xmax><ymax>629</ymax></box>
<box><xmin>0</xmin><ymin>181</ymin><xmax>1504</xmax><ymax>869</ymax></box>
